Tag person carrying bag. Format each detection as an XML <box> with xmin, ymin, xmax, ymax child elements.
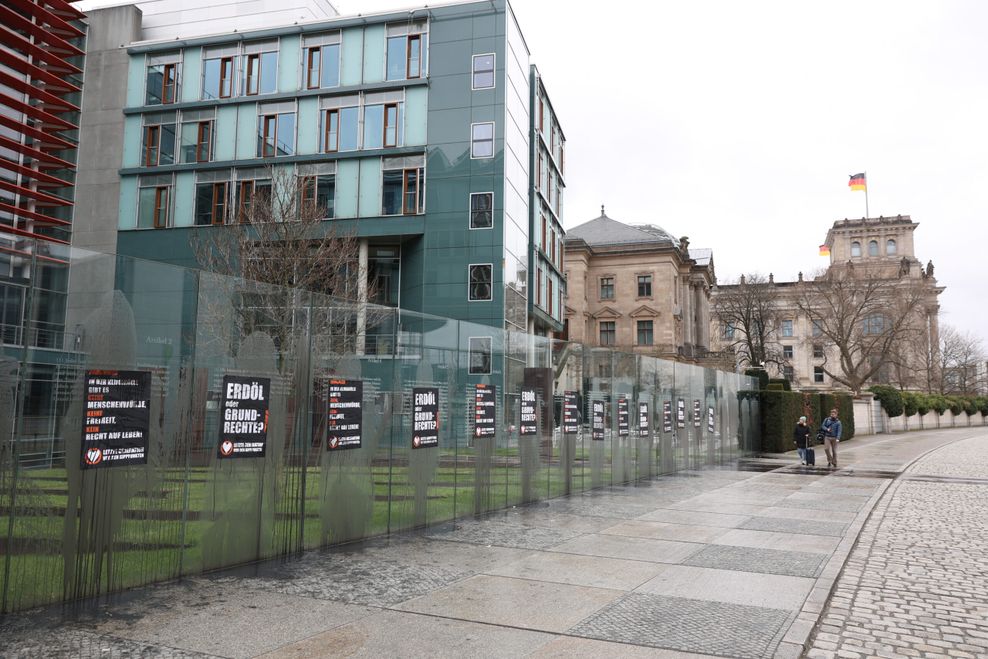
<box><xmin>820</xmin><ymin>408</ymin><xmax>842</xmax><ymax>468</ymax></box>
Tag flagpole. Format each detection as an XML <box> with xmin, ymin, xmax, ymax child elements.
<box><xmin>864</xmin><ymin>170</ymin><xmax>870</xmax><ymax>218</ymax></box>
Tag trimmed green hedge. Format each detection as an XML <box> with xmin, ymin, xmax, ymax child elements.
<box><xmin>816</xmin><ymin>392</ymin><xmax>855</xmax><ymax>441</ymax></box>
<box><xmin>869</xmin><ymin>385</ymin><xmax>904</xmax><ymax>418</ymax></box>
<box><xmin>768</xmin><ymin>378</ymin><xmax>792</xmax><ymax>392</ymax></box>
<box><xmin>745</xmin><ymin>368</ymin><xmax>769</xmax><ymax>391</ymax></box>
<box><xmin>759</xmin><ymin>390</ymin><xmax>805</xmax><ymax>452</ymax></box>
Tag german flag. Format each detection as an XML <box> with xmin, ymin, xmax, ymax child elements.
<box><xmin>819</xmin><ymin>244</ymin><xmax>831</xmax><ymax>257</ymax></box>
<box><xmin>848</xmin><ymin>173</ymin><xmax>866</xmax><ymax>191</ymax></box>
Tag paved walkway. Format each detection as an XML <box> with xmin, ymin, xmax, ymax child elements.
<box><xmin>1</xmin><ymin>426</ymin><xmax>985</xmax><ymax>658</ymax></box>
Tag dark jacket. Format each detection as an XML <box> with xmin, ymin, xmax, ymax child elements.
<box><xmin>822</xmin><ymin>417</ymin><xmax>842</xmax><ymax>440</ymax></box>
<box><xmin>793</xmin><ymin>423</ymin><xmax>811</xmax><ymax>449</ymax></box>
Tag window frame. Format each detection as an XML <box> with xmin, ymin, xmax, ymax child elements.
<box><xmin>245</xmin><ymin>53</ymin><xmax>260</xmax><ymax>95</ymax></box>
<box><xmin>886</xmin><ymin>239</ymin><xmax>897</xmax><ymax>255</ymax></box>
<box><xmin>218</xmin><ymin>56</ymin><xmax>234</xmax><ymax>99</ymax></box>
<box><xmin>161</xmin><ymin>63</ymin><xmax>177</xmax><ymax>104</ymax></box>
<box><xmin>599</xmin><ymin>276</ymin><xmax>614</xmax><ymax>300</ymax></box>
<box><xmin>469</xmin><ymin>191</ymin><xmax>493</xmax><ymax>230</ymax></box>
<box><xmin>813</xmin><ymin>366</ymin><xmax>825</xmax><ymax>384</ymax></box>
<box><xmin>143</xmin><ymin>124</ymin><xmax>161</xmax><ymax>166</ymax></box>
<box><xmin>402</xmin><ymin>168</ymin><xmax>421</xmax><ymax>215</ymax></box>
<box><xmin>470</xmin><ymin>121</ymin><xmax>494</xmax><ymax>159</ymax></box>
<box><xmin>637</xmin><ymin>274</ymin><xmax>653</xmax><ymax>298</ymax></box>
<box><xmin>636</xmin><ymin>320</ymin><xmax>654</xmax><ymax>346</ymax></box>
<box><xmin>152</xmin><ymin>186</ymin><xmax>169</xmax><ymax>228</ymax></box>
<box><xmin>813</xmin><ymin>343</ymin><xmax>824</xmax><ymax>359</ymax></box>
<box><xmin>306</xmin><ymin>47</ymin><xmax>321</xmax><ymax>90</ymax></box>
<box><xmin>851</xmin><ymin>241</ymin><xmax>862</xmax><ymax>257</ymax></box>
<box><xmin>599</xmin><ymin>320</ymin><xmax>616</xmax><ymax>346</ymax></box>
<box><xmin>383</xmin><ymin>102</ymin><xmax>399</xmax><ymax>148</ymax></box>
<box><xmin>468</xmin><ymin>263</ymin><xmax>493</xmax><ymax>302</ymax></box>
<box><xmin>780</xmin><ymin>319</ymin><xmax>794</xmax><ymax>337</ymax></box>
<box><xmin>195</xmin><ymin>120</ymin><xmax>212</xmax><ymax>162</ymax></box>
<box><xmin>210</xmin><ymin>181</ymin><xmax>228</xmax><ymax>225</ymax></box>
<box><xmin>324</xmin><ymin>108</ymin><xmax>339</xmax><ymax>153</ymax></box>
<box><xmin>868</xmin><ymin>240</ymin><xmax>879</xmax><ymax>257</ymax></box>
<box><xmin>406</xmin><ymin>34</ymin><xmax>423</xmax><ymax>80</ymax></box>
<box><xmin>471</xmin><ymin>52</ymin><xmax>495</xmax><ymax>90</ymax></box>
<box><xmin>782</xmin><ymin>345</ymin><xmax>794</xmax><ymax>359</ymax></box>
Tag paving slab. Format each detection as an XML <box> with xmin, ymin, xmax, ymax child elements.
<box><xmin>394</xmin><ymin>574</ymin><xmax>622</xmax><ymax>633</ymax></box>
<box><xmin>484</xmin><ymin>550</ymin><xmax>665</xmax><ymax>591</ymax></box>
<box><xmin>530</xmin><ymin>635</ymin><xmax>712</xmax><ymax>658</ymax></box>
<box><xmin>635</xmin><ymin>564</ymin><xmax>814</xmax><ymax>610</ymax></box>
<box><xmin>599</xmin><ymin>519</ymin><xmax>731</xmax><ymax>544</ymax></box>
<box><xmin>255</xmin><ymin>609</ymin><xmax>554</xmax><ymax>658</ymax></box>
<box><xmin>549</xmin><ymin>533</ymin><xmax>702</xmax><ymax>564</ymax></box>
<box><xmin>636</xmin><ymin>508</ymin><xmax>751</xmax><ymax>528</ymax></box>
<box><xmin>712</xmin><ymin>528</ymin><xmax>841</xmax><ymax>554</ymax></box>
<box><xmin>683</xmin><ymin>544</ymin><xmax>827</xmax><ymax>578</ymax></box>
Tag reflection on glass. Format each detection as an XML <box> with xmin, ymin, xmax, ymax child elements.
<box><xmin>386</xmin><ymin>36</ymin><xmax>406</xmax><ymax>80</ymax></box>
<box><xmin>364</xmin><ymin>105</ymin><xmax>384</xmax><ymax>149</ymax></box>
<box><xmin>339</xmin><ymin>107</ymin><xmax>359</xmax><ymax>151</ymax></box>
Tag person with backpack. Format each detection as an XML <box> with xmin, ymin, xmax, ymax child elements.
<box><xmin>821</xmin><ymin>408</ymin><xmax>842</xmax><ymax>468</ymax></box>
<box><xmin>793</xmin><ymin>416</ymin><xmax>811</xmax><ymax>465</ymax></box>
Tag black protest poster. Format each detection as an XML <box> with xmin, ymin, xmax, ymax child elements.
<box><xmin>218</xmin><ymin>375</ymin><xmax>270</xmax><ymax>458</ymax></box>
<box><xmin>707</xmin><ymin>406</ymin><xmax>716</xmax><ymax>433</ymax></box>
<box><xmin>693</xmin><ymin>399</ymin><xmax>702</xmax><ymax>428</ymax></box>
<box><xmin>677</xmin><ymin>398</ymin><xmax>686</xmax><ymax>429</ymax></box>
<box><xmin>474</xmin><ymin>384</ymin><xmax>496</xmax><ymax>438</ymax></box>
<box><xmin>617</xmin><ymin>398</ymin><xmax>630</xmax><ymax>437</ymax></box>
<box><xmin>412</xmin><ymin>387</ymin><xmax>439</xmax><ymax>449</ymax></box>
<box><xmin>563</xmin><ymin>391</ymin><xmax>580</xmax><ymax>434</ymax></box>
<box><xmin>591</xmin><ymin>400</ymin><xmax>605</xmax><ymax>441</ymax></box>
<box><xmin>82</xmin><ymin>369</ymin><xmax>150</xmax><ymax>469</ymax></box>
<box><xmin>519</xmin><ymin>388</ymin><xmax>538</xmax><ymax>436</ymax></box>
<box><xmin>327</xmin><ymin>379</ymin><xmax>362</xmax><ymax>451</ymax></box>
<box><xmin>663</xmin><ymin>401</ymin><xmax>673</xmax><ymax>433</ymax></box>
<box><xmin>638</xmin><ymin>401</ymin><xmax>649</xmax><ymax>437</ymax></box>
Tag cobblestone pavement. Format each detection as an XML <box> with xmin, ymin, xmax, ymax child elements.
<box><xmin>805</xmin><ymin>434</ymin><xmax>988</xmax><ymax>659</ymax></box>
<box><xmin>1</xmin><ymin>427</ymin><xmax>985</xmax><ymax>658</ymax></box>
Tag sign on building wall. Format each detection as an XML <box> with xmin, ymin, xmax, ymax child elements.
<box><xmin>218</xmin><ymin>375</ymin><xmax>270</xmax><ymax>458</ymax></box>
<box><xmin>327</xmin><ymin>379</ymin><xmax>362</xmax><ymax>451</ymax></box>
<box><xmin>677</xmin><ymin>398</ymin><xmax>686</xmax><ymax>429</ymax></box>
<box><xmin>412</xmin><ymin>387</ymin><xmax>439</xmax><ymax>449</ymax></box>
<box><xmin>617</xmin><ymin>398</ymin><xmax>630</xmax><ymax>437</ymax></box>
<box><xmin>474</xmin><ymin>384</ymin><xmax>496</xmax><ymax>438</ymax></box>
<box><xmin>82</xmin><ymin>369</ymin><xmax>151</xmax><ymax>468</ymax></box>
<box><xmin>708</xmin><ymin>406</ymin><xmax>716</xmax><ymax>433</ymax></box>
<box><xmin>519</xmin><ymin>388</ymin><xmax>538</xmax><ymax>436</ymax></box>
<box><xmin>663</xmin><ymin>401</ymin><xmax>673</xmax><ymax>433</ymax></box>
<box><xmin>693</xmin><ymin>399</ymin><xmax>702</xmax><ymax>428</ymax></box>
<box><xmin>639</xmin><ymin>401</ymin><xmax>650</xmax><ymax>437</ymax></box>
<box><xmin>563</xmin><ymin>391</ymin><xmax>579</xmax><ymax>434</ymax></box>
<box><xmin>591</xmin><ymin>400</ymin><xmax>605</xmax><ymax>441</ymax></box>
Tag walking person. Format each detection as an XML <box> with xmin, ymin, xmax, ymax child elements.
<box><xmin>821</xmin><ymin>408</ymin><xmax>842</xmax><ymax>468</ymax></box>
<box><xmin>793</xmin><ymin>416</ymin><xmax>811</xmax><ymax>465</ymax></box>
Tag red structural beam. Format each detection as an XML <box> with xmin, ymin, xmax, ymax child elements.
<box><xmin>0</xmin><ymin>27</ymin><xmax>83</xmax><ymax>76</ymax></box>
<box><xmin>0</xmin><ymin>135</ymin><xmax>75</xmax><ymax>169</ymax></box>
<box><xmin>0</xmin><ymin>70</ymin><xmax>79</xmax><ymax>112</ymax></box>
<box><xmin>0</xmin><ymin>201</ymin><xmax>71</xmax><ymax>227</ymax></box>
<box><xmin>0</xmin><ymin>158</ymin><xmax>73</xmax><ymax>189</ymax></box>
<box><xmin>0</xmin><ymin>178</ymin><xmax>71</xmax><ymax>207</ymax></box>
<box><xmin>4</xmin><ymin>0</ymin><xmax>86</xmax><ymax>39</ymax></box>
<box><xmin>0</xmin><ymin>94</ymin><xmax>75</xmax><ymax>131</ymax></box>
<box><xmin>0</xmin><ymin>50</ymin><xmax>81</xmax><ymax>95</ymax></box>
<box><xmin>0</xmin><ymin>113</ymin><xmax>75</xmax><ymax>151</ymax></box>
<box><xmin>0</xmin><ymin>225</ymin><xmax>70</xmax><ymax>246</ymax></box>
<box><xmin>44</xmin><ymin>0</ymin><xmax>86</xmax><ymax>19</ymax></box>
<box><xmin>0</xmin><ymin>6</ymin><xmax>85</xmax><ymax>59</ymax></box>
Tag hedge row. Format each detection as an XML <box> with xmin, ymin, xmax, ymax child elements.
<box><xmin>739</xmin><ymin>389</ymin><xmax>855</xmax><ymax>453</ymax></box>
<box><xmin>869</xmin><ymin>386</ymin><xmax>988</xmax><ymax>418</ymax></box>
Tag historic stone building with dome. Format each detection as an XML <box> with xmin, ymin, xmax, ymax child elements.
<box><xmin>562</xmin><ymin>208</ymin><xmax>716</xmax><ymax>362</ymax></box>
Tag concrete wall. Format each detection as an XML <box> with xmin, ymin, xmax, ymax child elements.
<box><xmin>853</xmin><ymin>396</ymin><xmax>987</xmax><ymax>437</ymax></box>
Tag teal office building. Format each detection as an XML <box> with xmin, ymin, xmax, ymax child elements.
<box><xmin>97</xmin><ymin>0</ymin><xmax>567</xmax><ymax>351</ymax></box>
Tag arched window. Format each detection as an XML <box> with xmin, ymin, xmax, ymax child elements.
<box><xmin>850</xmin><ymin>241</ymin><xmax>861</xmax><ymax>257</ymax></box>
<box><xmin>886</xmin><ymin>239</ymin><xmax>897</xmax><ymax>255</ymax></box>
<box><xmin>862</xmin><ymin>314</ymin><xmax>886</xmax><ymax>335</ymax></box>
<box><xmin>868</xmin><ymin>240</ymin><xmax>879</xmax><ymax>256</ymax></box>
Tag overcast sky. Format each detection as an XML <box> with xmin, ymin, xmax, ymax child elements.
<box><xmin>338</xmin><ymin>0</ymin><xmax>988</xmax><ymax>344</ymax></box>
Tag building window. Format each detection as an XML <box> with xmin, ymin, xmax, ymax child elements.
<box><xmin>471</xmin><ymin>122</ymin><xmax>494</xmax><ymax>159</ymax></box>
<box><xmin>637</xmin><ymin>274</ymin><xmax>652</xmax><ymax>298</ymax></box>
<box><xmin>382</xmin><ymin>162</ymin><xmax>425</xmax><ymax>215</ymax></box>
<box><xmin>299</xmin><ymin>174</ymin><xmax>335</xmax><ymax>219</ymax></box>
<box><xmin>600</xmin><ymin>277</ymin><xmax>614</xmax><ymax>300</ymax></box>
<box><xmin>783</xmin><ymin>345</ymin><xmax>793</xmax><ymax>359</ymax></box>
<box><xmin>364</xmin><ymin>100</ymin><xmax>403</xmax><ymax>150</ymax></box>
<box><xmin>724</xmin><ymin>322</ymin><xmax>735</xmax><ymax>339</ymax></box>
<box><xmin>137</xmin><ymin>176</ymin><xmax>172</xmax><ymax>229</ymax></box>
<box><xmin>469</xmin><ymin>336</ymin><xmax>492</xmax><ymax>374</ymax></box>
<box><xmin>202</xmin><ymin>55</ymin><xmax>235</xmax><ymax>100</ymax></box>
<box><xmin>243</xmin><ymin>45</ymin><xmax>277</xmax><ymax>96</ymax></box>
<box><xmin>178</xmin><ymin>111</ymin><xmax>215</xmax><ymax>163</ymax></box>
<box><xmin>812</xmin><ymin>320</ymin><xmax>822</xmax><ymax>337</ymax></box>
<box><xmin>868</xmin><ymin>240</ymin><xmax>879</xmax><ymax>257</ymax></box>
<box><xmin>781</xmin><ymin>319</ymin><xmax>794</xmax><ymax>337</ymax></box>
<box><xmin>813</xmin><ymin>344</ymin><xmax>824</xmax><ymax>358</ymax></box>
<box><xmin>322</xmin><ymin>102</ymin><xmax>359</xmax><ymax>152</ymax></box>
<box><xmin>468</xmin><ymin>264</ymin><xmax>493</xmax><ymax>301</ymax></box>
<box><xmin>637</xmin><ymin>320</ymin><xmax>653</xmax><ymax>346</ymax></box>
<box><xmin>194</xmin><ymin>121</ymin><xmax>212</xmax><ymax>162</ymax></box>
<box><xmin>142</xmin><ymin>119</ymin><xmax>175</xmax><ymax>166</ymax></box>
<box><xmin>236</xmin><ymin>178</ymin><xmax>272</xmax><ymax>223</ymax></box>
<box><xmin>257</xmin><ymin>106</ymin><xmax>296</xmax><ymax>157</ymax></box>
<box><xmin>862</xmin><ymin>314</ymin><xmax>886</xmax><ymax>335</ymax></box>
<box><xmin>547</xmin><ymin>278</ymin><xmax>554</xmax><ymax>316</ymax></box>
<box><xmin>146</xmin><ymin>57</ymin><xmax>179</xmax><ymax>105</ymax></box>
<box><xmin>304</xmin><ymin>37</ymin><xmax>340</xmax><ymax>89</ymax></box>
<box><xmin>195</xmin><ymin>180</ymin><xmax>229</xmax><ymax>225</ymax></box>
<box><xmin>599</xmin><ymin>321</ymin><xmax>616</xmax><ymax>346</ymax></box>
<box><xmin>470</xmin><ymin>192</ymin><xmax>493</xmax><ymax>229</ymax></box>
<box><xmin>535</xmin><ymin>268</ymin><xmax>542</xmax><ymax>306</ymax></box>
<box><xmin>886</xmin><ymin>239</ymin><xmax>897</xmax><ymax>255</ymax></box>
<box><xmin>386</xmin><ymin>23</ymin><xmax>427</xmax><ymax>81</ymax></box>
<box><xmin>850</xmin><ymin>241</ymin><xmax>861</xmax><ymax>257</ymax></box>
<box><xmin>783</xmin><ymin>365</ymin><xmax>795</xmax><ymax>382</ymax></box>
<box><xmin>814</xmin><ymin>366</ymin><xmax>825</xmax><ymax>384</ymax></box>
<box><xmin>472</xmin><ymin>53</ymin><xmax>495</xmax><ymax>89</ymax></box>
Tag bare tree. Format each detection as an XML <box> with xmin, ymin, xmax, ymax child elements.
<box><xmin>934</xmin><ymin>325</ymin><xmax>985</xmax><ymax>395</ymax></box>
<box><xmin>713</xmin><ymin>273</ymin><xmax>786</xmax><ymax>371</ymax></box>
<box><xmin>190</xmin><ymin>167</ymin><xmax>379</xmax><ymax>364</ymax></box>
<box><xmin>795</xmin><ymin>266</ymin><xmax>926</xmax><ymax>394</ymax></box>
